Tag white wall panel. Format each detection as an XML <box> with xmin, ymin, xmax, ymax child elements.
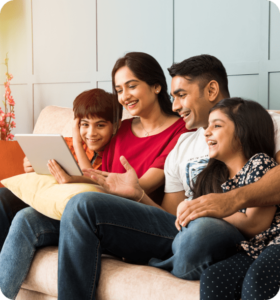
<box><xmin>34</xmin><ymin>82</ymin><xmax>91</xmax><ymax>123</ymax></box>
<box><xmin>269</xmin><ymin>73</ymin><xmax>280</xmax><ymax>110</ymax></box>
<box><xmin>97</xmin><ymin>0</ymin><xmax>173</xmax><ymax>85</ymax></box>
<box><xmin>269</xmin><ymin>2</ymin><xmax>280</xmax><ymax>60</ymax></box>
<box><xmin>0</xmin><ymin>0</ymin><xmax>31</xmax><ymax>83</ymax></box>
<box><xmin>228</xmin><ymin>75</ymin><xmax>259</xmax><ymax>104</ymax></box>
<box><xmin>174</xmin><ymin>0</ymin><xmax>261</xmax><ymax>64</ymax></box>
<box><xmin>0</xmin><ymin>84</ymin><xmax>33</xmax><ymax>134</ymax></box>
<box><xmin>32</xmin><ymin>0</ymin><xmax>95</xmax><ymax>78</ymax></box>
<box><xmin>97</xmin><ymin>81</ymin><xmax>112</xmax><ymax>93</ymax></box>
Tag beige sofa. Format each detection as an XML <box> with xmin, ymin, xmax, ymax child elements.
<box><xmin>15</xmin><ymin>106</ymin><xmax>200</xmax><ymax>300</ymax></box>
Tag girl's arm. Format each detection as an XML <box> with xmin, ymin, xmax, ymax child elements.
<box><xmin>72</xmin><ymin>118</ymin><xmax>93</xmax><ymax>170</ymax></box>
<box><xmin>224</xmin><ymin>206</ymin><xmax>277</xmax><ymax>239</ymax></box>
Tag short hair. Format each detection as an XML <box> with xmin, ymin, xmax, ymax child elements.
<box><xmin>73</xmin><ymin>88</ymin><xmax>122</xmax><ymax>124</ymax></box>
<box><xmin>168</xmin><ymin>54</ymin><xmax>230</xmax><ymax>98</ymax></box>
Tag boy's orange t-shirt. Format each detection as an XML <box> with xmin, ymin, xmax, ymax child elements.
<box><xmin>64</xmin><ymin>137</ymin><xmax>103</xmax><ymax>170</ymax></box>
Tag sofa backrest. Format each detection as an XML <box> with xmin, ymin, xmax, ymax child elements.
<box><xmin>33</xmin><ymin>105</ymin><xmax>132</xmax><ymax>137</ymax></box>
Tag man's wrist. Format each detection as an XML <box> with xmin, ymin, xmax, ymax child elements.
<box><xmin>133</xmin><ymin>187</ymin><xmax>144</xmax><ymax>202</ymax></box>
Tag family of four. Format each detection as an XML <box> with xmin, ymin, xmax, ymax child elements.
<box><xmin>0</xmin><ymin>52</ymin><xmax>279</xmax><ymax>300</ymax></box>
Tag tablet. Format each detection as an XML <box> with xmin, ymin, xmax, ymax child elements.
<box><xmin>15</xmin><ymin>134</ymin><xmax>83</xmax><ymax>176</ymax></box>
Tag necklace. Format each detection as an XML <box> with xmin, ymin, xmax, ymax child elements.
<box><xmin>140</xmin><ymin>119</ymin><xmax>166</xmax><ymax>137</ymax></box>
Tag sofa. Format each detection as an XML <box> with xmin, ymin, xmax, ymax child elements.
<box><xmin>0</xmin><ymin>105</ymin><xmax>200</xmax><ymax>300</ymax></box>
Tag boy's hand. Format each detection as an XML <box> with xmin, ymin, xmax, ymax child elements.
<box><xmin>82</xmin><ymin>156</ymin><xmax>143</xmax><ymax>201</ymax></box>
<box><xmin>72</xmin><ymin>118</ymin><xmax>83</xmax><ymax>145</ymax></box>
<box><xmin>23</xmin><ymin>156</ymin><xmax>34</xmax><ymax>173</ymax></box>
<box><xmin>47</xmin><ymin>159</ymin><xmax>73</xmax><ymax>184</ymax></box>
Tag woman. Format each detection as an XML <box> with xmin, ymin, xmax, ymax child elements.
<box><xmin>0</xmin><ymin>52</ymin><xmax>191</xmax><ymax>299</ymax></box>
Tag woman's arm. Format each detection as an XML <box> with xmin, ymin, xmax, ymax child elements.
<box><xmin>224</xmin><ymin>206</ymin><xmax>277</xmax><ymax>239</ymax></box>
<box><xmin>84</xmin><ymin>156</ymin><xmax>183</xmax><ymax>215</ymax></box>
<box><xmin>138</xmin><ymin>168</ymin><xmax>165</xmax><ymax>194</ymax></box>
<box><xmin>72</xmin><ymin>118</ymin><xmax>93</xmax><ymax>170</ymax></box>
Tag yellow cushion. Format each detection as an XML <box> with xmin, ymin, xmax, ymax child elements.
<box><xmin>1</xmin><ymin>173</ymin><xmax>105</xmax><ymax>220</ymax></box>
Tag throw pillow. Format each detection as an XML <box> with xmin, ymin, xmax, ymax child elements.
<box><xmin>1</xmin><ymin>173</ymin><xmax>105</xmax><ymax>220</ymax></box>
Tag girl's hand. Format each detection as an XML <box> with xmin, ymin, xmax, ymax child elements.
<box><xmin>47</xmin><ymin>159</ymin><xmax>73</xmax><ymax>184</ymax></box>
<box><xmin>23</xmin><ymin>156</ymin><xmax>34</xmax><ymax>173</ymax></box>
<box><xmin>72</xmin><ymin>118</ymin><xmax>83</xmax><ymax>145</ymax></box>
<box><xmin>82</xmin><ymin>156</ymin><xmax>143</xmax><ymax>201</ymax></box>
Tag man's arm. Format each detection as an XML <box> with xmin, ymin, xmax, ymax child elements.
<box><xmin>177</xmin><ymin>151</ymin><xmax>280</xmax><ymax>227</ymax></box>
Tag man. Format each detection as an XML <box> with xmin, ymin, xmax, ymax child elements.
<box><xmin>1</xmin><ymin>55</ymin><xmax>280</xmax><ymax>300</ymax></box>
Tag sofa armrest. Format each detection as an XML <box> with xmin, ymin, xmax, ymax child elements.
<box><xmin>0</xmin><ymin>141</ymin><xmax>25</xmax><ymax>187</ymax></box>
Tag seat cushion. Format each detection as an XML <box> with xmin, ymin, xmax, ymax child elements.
<box><xmin>20</xmin><ymin>247</ymin><xmax>200</xmax><ymax>300</ymax></box>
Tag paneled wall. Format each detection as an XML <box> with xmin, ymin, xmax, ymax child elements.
<box><xmin>0</xmin><ymin>0</ymin><xmax>279</xmax><ymax>134</ymax></box>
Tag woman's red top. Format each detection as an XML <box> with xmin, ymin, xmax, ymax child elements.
<box><xmin>102</xmin><ymin>118</ymin><xmax>191</xmax><ymax>178</ymax></box>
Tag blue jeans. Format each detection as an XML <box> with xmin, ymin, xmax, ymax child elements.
<box><xmin>0</xmin><ymin>205</ymin><xmax>60</xmax><ymax>299</ymax></box>
<box><xmin>0</xmin><ymin>191</ymin><xmax>245</xmax><ymax>300</ymax></box>
<box><xmin>0</xmin><ymin>188</ymin><xmax>29</xmax><ymax>252</ymax></box>
<box><xmin>149</xmin><ymin>217</ymin><xmax>245</xmax><ymax>279</ymax></box>
<box><xmin>58</xmin><ymin>192</ymin><xmax>245</xmax><ymax>300</ymax></box>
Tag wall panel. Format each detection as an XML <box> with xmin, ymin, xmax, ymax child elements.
<box><xmin>269</xmin><ymin>2</ymin><xmax>280</xmax><ymax>60</ymax></box>
<box><xmin>0</xmin><ymin>84</ymin><xmax>33</xmax><ymax>134</ymax></box>
<box><xmin>228</xmin><ymin>75</ymin><xmax>260</xmax><ymax>105</ymax></box>
<box><xmin>97</xmin><ymin>0</ymin><xmax>173</xmax><ymax>84</ymax></box>
<box><xmin>269</xmin><ymin>72</ymin><xmax>280</xmax><ymax>110</ymax></box>
<box><xmin>32</xmin><ymin>0</ymin><xmax>95</xmax><ymax>78</ymax></box>
<box><xmin>97</xmin><ymin>81</ymin><xmax>112</xmax><ymax>93</ymax></box>
<box><xmin>34</xmin><ymin>82</ymin><xmax>91</xmax><ymax>123</ymax></box>
<box><xmin>174</xmin><ymin>0</ymin><xmax>261</xmax><ymax>64</ymax></box>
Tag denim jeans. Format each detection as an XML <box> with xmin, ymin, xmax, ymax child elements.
<box><xmin>0</xmin><ymin>190</ymin><xmax>246</xmax><ymax>300</ymax></box>
<box><xmin>0</xmin><ymin>204</ymin><xmax>60</xmax><ymax>299</ymax></box>
<box><xmin>58</xmin><ymin>192</ymin><xmax>245</xmax><ymax>300</ymax></box>
<box><xmin>0</xmin><ymin>188</ymin><xmax>29</xmax><ymax>252</ymax></box>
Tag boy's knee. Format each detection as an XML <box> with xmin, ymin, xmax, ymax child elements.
<box><xmin>12</xmin><ymin>207</ymin><xmax>40</xmax><ymax>228</ymax></box>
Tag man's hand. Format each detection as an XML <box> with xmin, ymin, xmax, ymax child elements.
<box><xmin>82</xmin><ymin>156</ymin><xmax>143</xmax><ymax>201</ymax></box>
<box><xmin>175</xmin><ymin>193</ymin><xmax>240</xmax><ymax>228</ymax></box>
<box><xmin>47</xmin><ymin>159</ymin><xmax>73</xmax><ymax>184</ymax></box>
<box><xmin>72</xmin><ymin>118</ymin><xmax>83</xmax><ymax>145</ymax></box>
<box><xmin>23</xmin><ymin>157</ymin><xmax>34</xmax><ymax>173</ymax></box>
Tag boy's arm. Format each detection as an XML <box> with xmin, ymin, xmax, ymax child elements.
<box><xmin>72</xmin><ymin>118</ymin><xmax>93</xmax><ymax>170</ymax></box>
<box><xmin>224</xmin><ymin>206</ymin><xmax>277</xmax><ymax>239</ymax></box>
<box><xmin>177</xmin><ymin>151</ymin><xmax>280</xmax><ymax>226</ymax></box>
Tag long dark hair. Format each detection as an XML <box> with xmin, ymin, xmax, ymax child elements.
<box><xmin>192</xmin><ymin>97</ymin><xmax>275</xmax><ymax>199</ymax></box>
<box><xmin>112</xmin><ymin>52</ymin><xmax>178</xmax><ymax>117</ymax></box>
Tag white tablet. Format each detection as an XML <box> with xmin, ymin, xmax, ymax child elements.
<box><xmin>15</xmin><ymin>134</ymin><xmax>83</xmax><ymax>176</ymax></box>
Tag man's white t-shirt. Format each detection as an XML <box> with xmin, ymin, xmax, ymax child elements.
<box><xmin>164</xmin><ymin>111</ymin><xmax>280</xmax><ymax>199</ymax></box>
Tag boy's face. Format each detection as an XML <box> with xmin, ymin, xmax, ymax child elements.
<box><xmin>79</xmin><ymin>116</ymin><xmax>113</xmax><ymax>152</ymax></box>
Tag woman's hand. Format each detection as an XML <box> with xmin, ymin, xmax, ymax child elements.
<box><xmin>47</xmin><ymin>159</ymin><xmax>73</xmax><ymax>184</ymax></box>
<box><xmin>72</xmin><ymin>118</ymin><xmax>83</xmax><ymax>146</ymax></box>
<box><xmin>23</xmin><ymin>157</ymin><xmax>34</xmax><ymax>173</ymax></box>
<box><xmin>82</xmin><ymin>156</ymin><xmax>143</xmax><ymax>201</ymax></box>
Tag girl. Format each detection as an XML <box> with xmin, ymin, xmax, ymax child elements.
<box><xmin>189</xmin><ymin>98</ymin><xmax>280</xmax><ymax>300</ymax></box>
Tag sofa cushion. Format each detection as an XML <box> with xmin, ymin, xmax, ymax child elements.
<box><xmin>20</xmin><ymin>247</ymin><xmax>200</xmax><ymax>300</ymax></box>
<box><xmin>1</xmin><ymin>173</ymin><xmax>105</xmax><ymax>220</ymax></box>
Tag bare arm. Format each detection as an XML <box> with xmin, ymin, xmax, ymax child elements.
<box><xmin>85</xmin><ymin>156</ymin><xmax>184</xmax><ymax>215</ymax></box>
<box><xmin>48</xmin><ymin>159</ymin><xmax>96</xmax><ymax>184</ymax></box>
<box><xmin>224</xmin><ymin>206</ymin><xmax>276</xmax><ymax>239</ymax></box>
<box><xmin>72</xmin><ymin>118</ymin><xmax>93</xmax><ymax>170</ymax></box>
<box><xmin>23</xmin><ymin>157</ymin><xmax>34</xmax><ymax>173</ymax></box>
<box><xmin>138</xmin><ymin>168</ymin><xmax>165</xmax><ymax>194</ymax></box>
<box><xmin>176</xmin><ymin>151</ymin><xmax>280</xmax><ymax>227</ymax></box>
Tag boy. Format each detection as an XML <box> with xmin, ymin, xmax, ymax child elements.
<box><xmin>26</xmin><ymin>88</ymin><xmax>122</xmax><ymax>183</ymax></box>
